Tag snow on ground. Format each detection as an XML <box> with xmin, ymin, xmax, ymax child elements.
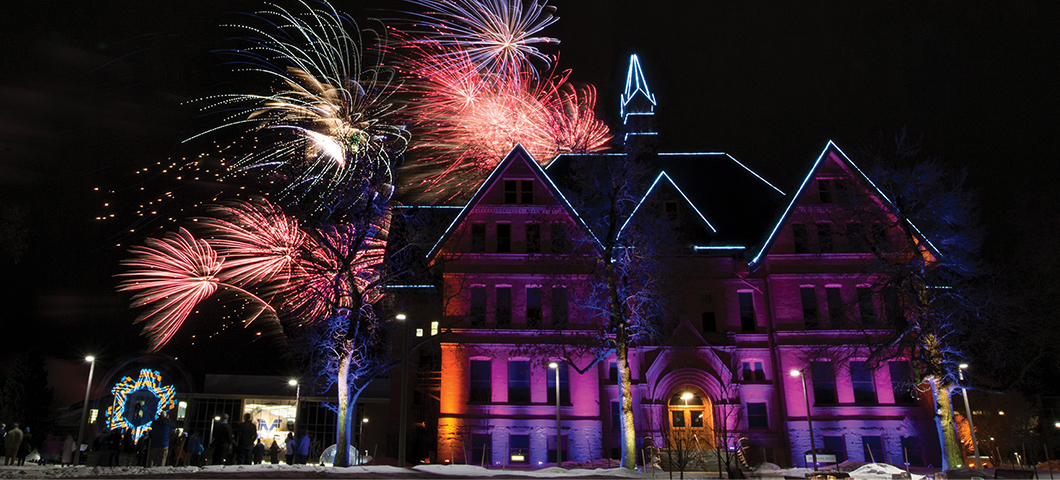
<box><xmin>0</xmin><ymin>463</ymin><xmax>649</xmax><ymax>479</ymax></box>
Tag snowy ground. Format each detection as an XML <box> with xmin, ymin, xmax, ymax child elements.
<box><xmin>0</xmin><ymin>462</ymin><xmax>1046</xmax><ymax>479</ymax></box>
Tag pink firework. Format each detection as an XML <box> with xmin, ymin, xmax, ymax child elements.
<box><xmin>117</xmin><ymin>228</ymin><xmax>224</xmax><ymax>349</ymax></box>
<box><xmin>203</xmin><ymin>200</ymin><xmax>309</xmax><ymax>287</ymax></box>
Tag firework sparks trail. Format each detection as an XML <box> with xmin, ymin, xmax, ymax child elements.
<box><xmin>117</xmin><ymin>228</ymin><xmax>225</xmax><ymax>349</ymax></box>
<box><xmin>119</xmin><ymin>199</ymin><xmax>387</xmax><ymax>350</ymax></box>
<box><xmin>187</xmin><ymin>0</ymin><xmax>410</xmax><ymax>211</ymax></box>
<box><xmin>401</xmin><ymin>0</ymin><xmax>560</xmax><ymax>81</ymax></box>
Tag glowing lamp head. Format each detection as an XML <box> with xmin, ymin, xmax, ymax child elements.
<box><xmin>959</xmin><ymin>363</ymin><xmax>969</xmax><ymax>370</ymax></box>
<box><xmin>681</xmin><ymin>392</ymin><xmax>694</xmax><ymax>401</ymax></box>
<box><xmin>85</xmin><ymin>356</ymin><xmax>95</xmax><ymax>363</ymax></box>
<box><xmin>214</xmin><ymin>416</ymin><xmax>221</xmax><ymax>421</ymax></box>
<box><xmin>396</xmin><ymin>313</ymin><xmax>407</xmax><ymax>321</ymax></box>
<box><xmin>362</xmin><ymin>418</ymin><xmax>369</xmax><ymax>423</ymax></box>
<box><xmin>288</xmin><ymin>379</ymin><xmax>298</xmax><ymax>386</ymax></box>
<box><xmin>1055</xmin><ymin>422</ymin><xmax>1060</xmax><ymax>428</ymax></box>
<box><xmin>998</xmin><ymin>411</ymin><xmax>1005</xmax><ymax>415</ymax></box>
<box><xmin>549</xmin><ymin>362</ymin><xmax>558</xmax><ymax>369</ymax></box>
<box><xmin>790</xmin><ymin>369</ymin><xmax>802</xmax><ymax>377</ymax></box>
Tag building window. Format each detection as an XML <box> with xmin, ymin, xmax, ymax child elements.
<box><xmin>496</xmin><ymin>223</ymin><xmax>511</xmax><ymax>253</ymax></box>
<box><xmin>608</xmin><ymin>361</ymin><xmax>618</xmax><ymax>383</ymax></box>
<box><xmin>747</xmin><ymin>403</ymin><xmax>768</xmax><ymax>429</ymax></box>
<box><xmin>546</xmin><ymin>361</ymin><xmax>569</xmax><ymax>404</ymax></box>
<box><xmin>742</xmin><ymin>361</ymin><xmax>766</xmax><ymax>382</ymax></box>
<box><xmin>826</xmin><ymin>287</ymin><xmax>846</xmax><ymax>328</ymax></box>
<box><xmin>508</xmin><ymin>360</ymin><xmax>530</xmax><ymax>403</ymax></box>
<box><xmin>469</xmin><ymin>286</ymin><xmax>486</xmax><ymax>327</ymax></box>
<box><xmin>801</xmin><ymin>287</ymin><xmax>819</xmax><ymax>329</ymax></box>
<box><xmin>889</xmin><ymin>361</ymin><xmax>916</xmax><ymax>403</ymax></box>
<box><xmin>509</xmin><ymin>434</ymin><xmax>529</xmax><ymax>463</ymax></box>
<box><xmin>857</xmin><ymin>287</ymin><xmax>877</xmax><ymax>327</ymax></box>
<box><xmin>817</xmin><ymin>223</ymin><xmax>834</xmax><ymax>253</ymax></box>
<box><xmin>431</xmin><ymin>321</ymin><xmax>439</xmax><ymax>336</ymax></box>
<box><xmin>551</xmin><ymin>223</ymin><xmax>566</xmax><ymax>253</ymax></box>
<box><xmin>818</xmin><ymin>179</ymin><xmax>833</xmax><ymax>203</ymax></box>
<box><xmin>551</xmin><ymin>286</ymin><xmax>568</xmax><ymax>324</ymax></box>
<box><xmin>846</xmin><ymin>222</ymin><xmax>864</xmax><ymax>252</ymax></box>
<box><xmin>504</xmin><ymin>180</ymin><xmax>534</xmax><ymax>204</ymax></box>
<box><xmin>862</xmin><ymin>435</ymin><xmax>885</xmax><ymax>463</ymax></box>
<box><xmin>469</xmin><ymin>360</ymin><xmax>491</xmax><ymax>403</ymax></box>
<box><xmin>811</xmin><ymin>362</ymin><xmax>837</xmax><ymax>405</ymax></box>
<box><xmin>611</xmin><ymin>401</ymin><xmax>620</xmax><ymax>427</ymax></box>
<box><xmin>526</xmin><ymin>223</ymin><xmax>541</xmax><ymax>253</ymax></box>
<box><xmin>701</xmin><ymin>293</ymin><xmax>716</xmax><ymax>333</ymax></box>
<box><xmin>471</xmin><ymin>223</ymin><xmax>486</xmax><ymax>253</ymax></box>
<box><xmin>496</xmin><ymin>286</ymin><xmax>512</xmax><ymax>327</ymax></box>
<box><xmin>547</xmin><ymin>435</ymin><xmax>568</xmax><ymax>463</ymax></box>
<box><xmin>835</xmin><ymin>180</ymin><xmax>849</xmax><ymax>203</ymax></box>
<box><xmin>850</xmin><ymin>361</ymin><xmax>877</xmax><ymax>404</ymax></box>
<box><xmin>793</xmin><ymin>224</ymin><xmax>809</xmax><ymax>253</ymax></box>
<box><xmin>526</xmin><ymin>287</ymin><xmax>542</xmax><ymax>327</ymax></box>
<box><xmin>664</xmin><ymin>201</ymin><xmax>678</xmax><ymax>221</ymax></box>
<box><xmin>883</xmin><ymin>287</ymin><xmax>905</xmax><ymax>329</ymax></box>
<box><xmin>738</xmin><ymin>292</ymin><xmax>755</xmax><ymax>332</ymax></box>
<box><xmin>671</xmin><ymin>410</ymin><xmax>686</xmax><ymax>428</ymax></box>
<box><xmin>823</xmin><ymin>436</ymin><xmax>847</xmax><ymax>463</ymax></box>
<box><xmin>471</xmin><ymin>433</ymin><xmax>491</xmax><ymax>466</ymax></box>
<box><xmin>901</xmin><ymin>436</ymin><xmax>924</xmax><ymax>466</ymax></box>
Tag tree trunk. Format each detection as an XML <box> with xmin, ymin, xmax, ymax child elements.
<box><xmin>335</xmin><ymin>349</ymin><xmax>353</xmax><ymax>467</ymax></box>
<box><xmin>934</xmin><ymin>379</ymin><xmax>963</xmax><ymax>469</ymax></box>
<box><xmin>617</xmin><ymin>325</ymin><xmax>637</xmax><ymax>470</ymax></box>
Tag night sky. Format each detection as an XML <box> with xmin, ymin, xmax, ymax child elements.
<box><xmin>1</xmin><ymin>1</ymin><xmax>1057</xmax><ymax>401</ymax></box>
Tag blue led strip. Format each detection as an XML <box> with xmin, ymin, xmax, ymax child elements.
<box><xmin>618</xmin><ymin>171</ymin><xmax>718</xmax><ymax>241</ymax></box>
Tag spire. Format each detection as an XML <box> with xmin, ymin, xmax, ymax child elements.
<box><xmin>620</xmin><ymin>54</ymin><xmax>656</xmax><ymax>119</ymax></box>
<box><xmin>620</xmin><ymin>54</ymin><xmax>657</xmax><ymax>152</ymax></box>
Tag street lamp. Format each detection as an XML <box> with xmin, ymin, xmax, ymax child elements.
<box><xmin>790</xmin><ymin>369</ymin><xmax>818</xmax><ymax>471</ymax></box>
<box><xmin>550</xmin><ymin>362</ymin><xmax>562</xmax><ymax>463</ymax></box>
<box><xmin>958</xmin><ymin>364</ymin><xmax>982</xmax><ymax>469</ymax></box>
<box><xmin>359</xmin><ymin>417</ymin><xmax>369</xmax><ymax>456</ymax></box>
<box><xmin>288</xmin><ymin>379</ymin><xmax>300</xmax><ymax>435</ymax></box>
<box><xmin>74</xmin><ymin>356</ymin><xmax>96</xmax><ymax>466</ymax></box>
<box><xmin>396</xmin><ymin>313</ymin><xmax>409</xmax><ymax>468</ymax></box>
<box><xmin>209</xmin><ymin>415</ymin><xmax>220</xmax><ymax>450</ymax></box>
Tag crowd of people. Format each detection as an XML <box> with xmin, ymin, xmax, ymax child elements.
<box><xmin>0</xmin><ymin>413</ymin><xmax>319</xmax><ymax>468</ymax></box>
<box><xmin>2</xmin><ymin>422</ymin><xmax>77</xmax><ymax>466</ymax></box>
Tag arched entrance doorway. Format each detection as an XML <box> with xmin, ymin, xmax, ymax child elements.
<box><xmin>667</xmin><ymin>387</ymin><xmax>714</xmax><ymax>441</ymax></box>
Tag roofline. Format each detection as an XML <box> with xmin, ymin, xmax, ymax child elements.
<box><xmin>749</xmin><ymin>140</ymin><xmax>940</xmax><ymax>267</ymax></box>
<box><xmin>617</xmin><ymin>171</ymin><xmax>718</xmax><ymax>241</ymax></box>
<box><xmin>425</xmin><ymin>145</ymin><xmax>603</xmax><ymax>261</ymax></box>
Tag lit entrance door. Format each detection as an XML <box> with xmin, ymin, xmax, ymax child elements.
<box><xmin>668</xmin><ymin>390</ymin><xmax>712</xmax><ymax>434</ymax></box>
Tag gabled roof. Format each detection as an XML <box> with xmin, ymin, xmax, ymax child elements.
<box><xmin>425</xmin><ymin>145</ymin><xmax>600</xmax><ymax>261</ymax></box>
<box><xmin>545</xmin><ymin>151</ymin><xmax>787</xmax><ymax>251</ymax></box>
<box><xmin>748</xmin><ymin>140</ymin><xmax>940</xmax><ymax>267</ymax></box>
<box><xmin>617</xmin><ymin>171</ymin><xmax>717</xmax><ymax>243</ymax></box>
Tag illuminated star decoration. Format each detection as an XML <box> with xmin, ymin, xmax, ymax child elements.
<box><xmin>106</xmin><ymin>369</ymin><xmax>178</xmax><ymax>443</ymax></box>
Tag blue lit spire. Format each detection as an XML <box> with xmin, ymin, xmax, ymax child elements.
<box><xmin>620</xmin><ymin>54</ymin><xmax>656</xmax><ymax>119</ymax></box>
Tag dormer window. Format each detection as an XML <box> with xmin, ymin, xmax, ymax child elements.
<box><xmin>504</xmin><ymin>180</ymin><xmax>534</xmax><ymax>204</ymax></box>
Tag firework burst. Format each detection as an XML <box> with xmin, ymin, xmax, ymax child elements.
<box><xmin>188</xmin><ymin>0</ymin><xmax>410</xmax><ymax>212</ymax></box>
<box><xmin>401</xmin><ymin>0</ymin><xmax>560</xmax><ymax>81</ymax></box>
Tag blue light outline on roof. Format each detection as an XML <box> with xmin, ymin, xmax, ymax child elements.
<box><xmin>618</xmin><ymin>171</ymin><xmax>718</xmax><ymax>241</ymax></box>
<box><xmin>657</xmin><ymin>152</ymin><xmax>785</xmax><ymax>195</ymax></box>
<box><xmin>694</xmin><ymin>245</ymin><xmax>746</xmax><ymax>250</ymax></box>
<box><xmin>384</xmin><ymin>284</ymin><xmax>437</xmax><ymax>289</ymax></box>
<box><xmin>620</xmin><ymin>54</ymin><xmax>656</xmax><ymax>118</ymax></box>
<box><xmin>749</xmin><ymin>140</ymin><xmax>940</xmax><ymax>267</ymax></box>
<box><xmin>425</xmin><ymin>145</ymin><xmax>603</xmax><ymax>260</ymax></box>
<box><xmin>828</xmin><ymin>142</ymin><xmax>941</xmax><ymax>256</ymax></box>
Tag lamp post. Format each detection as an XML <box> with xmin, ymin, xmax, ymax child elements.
<box><xmin>209</xmin><ymin>416</ymin><xmax>220</xmax><ymax>449</ymax></box>
<box><xmin>549</xmin><ymin>362</ymin><xmax>562</xmax><ymax>463</ymax></box>
<box><xmin>396</xmin><ymin>313</ymin><xmax>409</xmax><ymax>468</ymax></box>
<box><xmin>790</xmin><ymin>369</ymin><xmax>818</xmax><ymax>471</ymax></box>
<box><xmin>958</xmin><ymin>364</ymin><xmax>982</xmax><ymax>469</ymax></box>
<box><xmin>74</xmin><ymin>355</ymin><xmax>96</xmax><ymax>466</ymax></box>
<box><xmin>288</xmin><ymin>379</ymin><xmax>300</xmax><ymax>435</ymax></box>
<box><xmin>359</xmin><ymin>417</ymin><xmax>368</xmax><ymax>462</ymax></box>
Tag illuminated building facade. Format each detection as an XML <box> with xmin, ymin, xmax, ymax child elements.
<box><xmin>411</xmin><ymin>55</ymin><xmax>943</xmax><ymax>469</ymax></box>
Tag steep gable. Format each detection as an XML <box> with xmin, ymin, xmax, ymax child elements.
<box><xmin>426</xmin><ymin>145</ymin><xmax>598</xmax><ymax>261</ymax></box>
<box><xmin>749</xmin><ymin>140</ymin><xmax>936</xmax><ymax>267</ymax></box>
